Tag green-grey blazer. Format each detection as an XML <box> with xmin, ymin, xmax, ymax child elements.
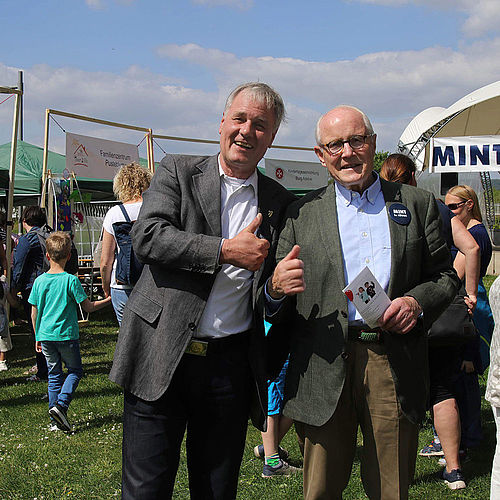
<box><xmin>274</xmin><ymin>178</ymin><xmax>460</xmax><ymax>426</ymax></box>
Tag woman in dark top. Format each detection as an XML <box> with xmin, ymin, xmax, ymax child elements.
<box><xmin>445</xmin><ymin>185</ymin><xmax>494</xmax><ymax>454</ymax></box>
<box><xmin>446</xmin><ymin>185</ymin><xmax>494</xmax><ymax>370</ymax></box>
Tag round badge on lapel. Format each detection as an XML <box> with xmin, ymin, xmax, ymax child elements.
<box><xmin>388</xmin><ymin>203</ymin><xmax>411</xmax><ymax>225</ymax></box>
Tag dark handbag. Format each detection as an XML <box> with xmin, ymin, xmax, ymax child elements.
<box><xmin>427</xmin><ymin>287</ymin><xmax>477</xmax><ymax>346</ymax></box>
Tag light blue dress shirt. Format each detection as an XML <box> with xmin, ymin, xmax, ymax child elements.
<box><xmin>335</xmin><ymin>174</ymin><xmax>391</xmax><ymax>324</ymax></box>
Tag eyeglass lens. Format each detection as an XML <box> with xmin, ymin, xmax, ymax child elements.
<box><xmin>327</xmin><ymin>135</ymin><xmax>367</xmax><ymax>154</ymax></box>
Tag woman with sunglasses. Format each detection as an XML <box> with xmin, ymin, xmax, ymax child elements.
<box><xmin>445</xmin><ymin>185</ymin><xmax>494</xmax><ymax>456</ymax></box>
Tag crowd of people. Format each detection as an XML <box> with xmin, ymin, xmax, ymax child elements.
<box><xmin>0</xmin><ymin>81</ymin><xmax>499</xmax><ymax>500</ymax></box>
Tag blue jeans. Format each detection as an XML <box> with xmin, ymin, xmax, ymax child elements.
<box><xmin>111</xmin><ymin>287</ymin><xmax>132</xmax><ymax>326</ymax></box>
<box><xmin>41</xmin><ymin>340</ymin><xmax>83</xmax><ymax>410</ymax></box>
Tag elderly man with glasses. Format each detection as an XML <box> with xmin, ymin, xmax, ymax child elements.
<box><xmin>267</xmin><ymin>105</ymin><xmax>460</xmax><ymax>499</ymax></box>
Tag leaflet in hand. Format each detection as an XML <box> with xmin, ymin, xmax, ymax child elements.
<box><xmin>342</xmin><ymin>267</ymin><xmax>391</xmax><ymax>328</ymax></box>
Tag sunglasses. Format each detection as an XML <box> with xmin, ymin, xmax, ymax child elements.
<box><xmin>446</xmin><ymin>200</ymin><xmax>468</xmax><ymax>210</ymax></box>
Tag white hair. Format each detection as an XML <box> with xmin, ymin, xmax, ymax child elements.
<box><xmin>315</xmin><ymin>105</ymin><xmax>374</xmax><ymax>145</ymax></box>
<box><xmin>224</xmin><ymin>82</ymin><xmax>286</xmax><ymax>133</ymax></box>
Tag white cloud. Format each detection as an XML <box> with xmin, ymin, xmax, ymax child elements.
<box><xmin>156</xmin><ymin>40</ymin><xmax>500</xmax><ymax>123</ymax></box>
<box><xmin>349</xmin><ymin>0</ymin><xmax>500</xmax><ymax>38</ymax></box>
<box><xmin>85</xmin><ymin>0</ymin><xmax>105</xmax><ymax>10</ymax></box>
<box><xmin>191</xmin><ymin>0</ymin><xmax>254</xmax><ymax>9</ymax></box>
<box><xmin>85</xmin><ymin>0</ymin><xmax>136</xmax><ymax>9</ymax></box>
<box><xmin>0</xmin><ymin>62</ymin><xmax>221</xmax><ymax>158</ymax></box>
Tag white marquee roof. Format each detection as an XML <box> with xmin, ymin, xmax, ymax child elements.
<box><xmin>398</xmin><ymin>80</ymin><xmax>500</xmax><ymax>170</ymax></box>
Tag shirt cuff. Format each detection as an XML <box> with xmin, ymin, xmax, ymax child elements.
<box><xmin>264</xmin><ymin>278</ymin><xmax>286</xmax><ymax>316</ymax></box>
<box><xmin>217</xmin><ymin>239</ymin><xmax>224</xmax><ymax>266</ymax></box>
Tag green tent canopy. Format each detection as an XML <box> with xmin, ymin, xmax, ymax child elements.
<box><xmin>0</xmin><ymin>141</ymin><xmax>151</xmax><ymax>203</ymax></box>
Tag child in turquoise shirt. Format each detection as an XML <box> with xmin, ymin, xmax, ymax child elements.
<box><xmin>29</xmin><ymin>232</ymin><xmax>111</xmax><ymax>431</ymax></box>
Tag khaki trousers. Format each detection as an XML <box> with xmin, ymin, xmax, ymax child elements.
<box><xmin>295</xmin><ymin>341</ymin><xmax>419</xmax><ymax>500</ymax></box>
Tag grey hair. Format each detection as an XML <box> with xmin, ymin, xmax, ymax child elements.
<box><xmin>315</xmin><ymin>105</ymin><xmax>374</xmax><ymax>145</ymax></box>
<box><xmin>224</xmin><ymin>82</ymin><xmax>286</xmax><ymax>133</ymax></box>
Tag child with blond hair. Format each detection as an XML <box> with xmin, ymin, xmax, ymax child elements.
<box><xmin>29</xmin><ymin>231</ymin><xmax>111</xmax><ymax>431</ymax></box>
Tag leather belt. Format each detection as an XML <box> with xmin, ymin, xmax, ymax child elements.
<box><xmin>348</xmin><ymin>326</ymin><xmax>384</xmax><ymax>343</ymax></box>
<box><xmin>185</xmin><ymin>330</ymin><xmax>250</xmax><ymax>357</ymax></box>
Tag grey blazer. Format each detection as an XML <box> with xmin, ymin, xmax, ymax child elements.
<box><xmin>273</xmin><ymin>178</ymin><xmax>460</xmax><ymax>426</ymax></box>
<box><xmin>109</xmin><ymin>154</ymin><xmax>297</xmax><ymax>429</ymax></box>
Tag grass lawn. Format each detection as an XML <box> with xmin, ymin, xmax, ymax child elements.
<box><xmin>0</xmin><ymin>277</ymin><xmax>497</xmax><ymax>499</ymax></box>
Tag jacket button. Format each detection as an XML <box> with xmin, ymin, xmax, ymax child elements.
<box><xmin>188</xmin><ymin>322</ymin><xmax>196</xmax><ymax>331</ymax></box>
<box><xmin>341</xmin><ymin>351</ymin><xmax>349</xmax><ymax>360</ymax></box>
<box><xmin>341</xmin><ymin>311</ymin><xmax>347</xmax><ymax>318</ymax></box>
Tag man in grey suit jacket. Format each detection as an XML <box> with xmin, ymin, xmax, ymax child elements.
<box><xmin>109</xmin><ymin>82</ymin><xmax>296</xmax><ymax>499</ymax></box>
<box><xmin>268</xmin><ymin>106</ymin><xmax>460</xmax><ymax>500</ymax></box>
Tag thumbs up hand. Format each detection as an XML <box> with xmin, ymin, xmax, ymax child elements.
<box><xmin>219</xmin><ymin>213</ymin><xmax>270</xmax><ymax>272</ymax></box>
<box><xmin>268</xmin><ymin>245</ymin><xmax>305</xmax><ymax>299</ymax></box>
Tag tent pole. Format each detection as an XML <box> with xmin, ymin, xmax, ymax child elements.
<box><xmin>18</xmin><ymin>71</ymin><xmax>23</xmax><ymax>141</ymax></box>
<box><xmin>41</xmin><ymin>109</ymin><xmax>50</xmax><ymax>208</ymax></box>
<box><xmin>6</xmin><ymin>91</ymin><xmax>21</xmax><ymax>286</ymax></box>
<box><xmin>147</xmin><ymin>129</ymin><xmax>155</xmax><ymax>173</ymax></box>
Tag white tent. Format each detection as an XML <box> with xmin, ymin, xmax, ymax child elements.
<box><xmin>397</xmin><ymin>80</ymin><xmax>500</xmax><ymax>229</ymax></box>
<box><xmin>399</xmin><ymin>80</ymin><xmax>500</xmax><ymax>169</ymax></box>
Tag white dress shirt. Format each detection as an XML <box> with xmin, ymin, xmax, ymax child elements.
<box><xmin>196</xmin><ymin>159</ymin><xmax>258</xmax><ymax>338</ymax></box>
<box><xmin>335</xmin><ymin>174</ymin><xmax>392</xmax><ymax>324</ymax></box>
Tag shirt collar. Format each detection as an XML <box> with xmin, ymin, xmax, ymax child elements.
<box><xmin>218</xmin><ymin>155</ymin><xmax>258</xmax><ymax>193</ymax></box>
<box><xmin>335</xmin><ymin>172</ymin><xmax>381</xmax><ymax>206</ymax></box>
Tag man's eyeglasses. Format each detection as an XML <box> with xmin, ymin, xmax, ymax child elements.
<box><xmin>321</xmin><ymin>134</ymin><xmax>374</xmax><ymax>156</ymax></box>
<box><xmin>446</xmin><ymin>200</ymin><xmax>468</xmax><ymax>210</ymax></box>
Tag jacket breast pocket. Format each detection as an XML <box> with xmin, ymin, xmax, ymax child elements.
<box><xmin>126</xmin><ymin>290</ymin><xmax>163</xmax><ymax>325</ymax></box>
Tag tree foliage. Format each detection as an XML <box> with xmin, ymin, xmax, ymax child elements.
<box><xmin>373</xmin><ymin>151</ymin><xmax>390</xmax><ymax>173</ymax></box>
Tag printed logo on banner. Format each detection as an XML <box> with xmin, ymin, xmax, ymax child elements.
<box><xmin>66</xmin><ymin>132</ymin><xmax>140</xmax><ymax>180</ymax></box>
<box><xmin>430</xmin><ymin>136</ymin><xmax>500</xmax><ymax>172</ymax></box>
<box><xmin>73</xmin><ymin>143</ymin><xmax>89</xmax><ymax>169</ymax></box>
<box><xmin>265</xmin><ymin>158</ymin><xmax>328</xmax><ymax>190</ymax></box>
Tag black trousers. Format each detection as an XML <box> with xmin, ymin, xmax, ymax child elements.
<box><xmin>23</xmin><ymin>297</ymin><xmax>48</xmax><ymax>378</ymax></box>
<box><xmin>122</xmin><ymin>334</ymin><xmax>252</xmax><ymax>500</ymax></box>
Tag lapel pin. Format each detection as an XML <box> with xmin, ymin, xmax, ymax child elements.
<box><xmin>268</xmin><ymin>210</ymin><xmax>273</xmax><ymax>218</ymax></box>
<box><xmin>388</xmin><ymin>203</ymin><xmax>411</xmax><ymax>225</ymax></box>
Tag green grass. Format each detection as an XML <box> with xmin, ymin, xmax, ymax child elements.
<box><xmin>0</xmin><ymin>279</ymin><xmax>497</xmax><ymax>499</ymax></box>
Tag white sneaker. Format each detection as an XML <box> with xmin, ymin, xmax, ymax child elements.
<box><xmin>0</xmin><ymin>360</ymin><xmax>7</xmax><ymax>371</ymax></box>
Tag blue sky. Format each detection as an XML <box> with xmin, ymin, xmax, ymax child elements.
<box><xmin>0</xmin><ymin>0</ymin><xmax>499</xmax><ymax>163</ymax></box>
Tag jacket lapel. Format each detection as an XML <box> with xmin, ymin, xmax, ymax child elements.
<box><xmin>316</xmin><ymin>183</ymin><xmax>348</xmax><ymax>296</ymax></box>
<box><xmin>380</xmin><ymin>179</ymin><xmax>408</xmax><ymax>298</ymax></box>
<box><xmin>253</xmin><ymin>172</ymin><xmax>281</xmax><ymax>298</ymax></box>
<box><xmin>192</xmin><ymin>155</ymin><xmax>222</xmax><ymax>236</ymax></box>
<box><xmin>256</xmin><ymin>171</ymin><xmax>276</xmax><ymax>243</ymax></box>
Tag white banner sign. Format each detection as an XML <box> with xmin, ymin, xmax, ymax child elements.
<box><xmin>265</xmin><ymin>158</ymin><xmax>328</xmax><ymax>190</ymax></box>
<box><xmin>430</xmin><ymin>135</ymin><xmax>500</xmax><ymax>173</ymax></box>
<box><xmin>66</xmin><ymin>132</ymin><xmax>140</xmax><ymax>180</ymax></box>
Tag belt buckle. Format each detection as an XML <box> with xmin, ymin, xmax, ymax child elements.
<box><xmin>185</xmin><ymin>339</ymin><xmax>208</xmax><ymax>356</ymax></box>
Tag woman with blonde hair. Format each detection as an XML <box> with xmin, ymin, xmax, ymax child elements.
<box><xmin>445</xmin><ymin>185</ymin><xmax>493</xmax><ymax>364</ymax></box>
<box><xmin>445</xmin><ymin>184</ymin><xmax>494</xmax><ymax>461</ymax></box>
<box><xmin>100</xmin><ymin>162</ymin><xmax>152</xmax><ymax>325</ymax></box>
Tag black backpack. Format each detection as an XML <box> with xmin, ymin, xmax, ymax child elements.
<box><xmin>112</xmin><ymin>204</ymin><xmax>143</xmax><ymax>286</ymax></box>
<box><xmin>33</xmin><ymin>224</ymin><xmax>79</xmax><ymax>275</ymax></box>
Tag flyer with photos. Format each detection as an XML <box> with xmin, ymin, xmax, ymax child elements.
<box><xmin>342</xmin><ymin>267</ymin><xmax>391</xmax><ymax>328</ymax></box>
